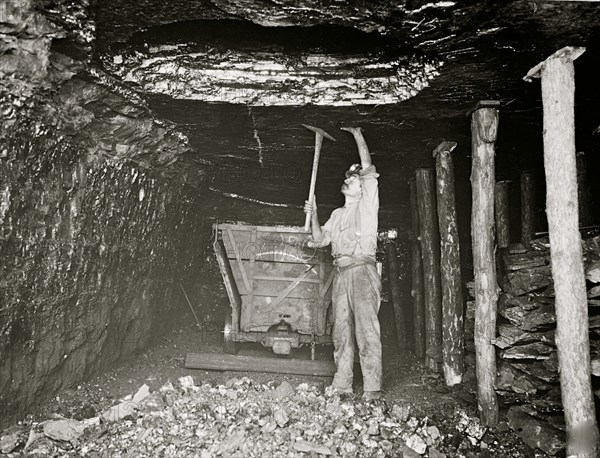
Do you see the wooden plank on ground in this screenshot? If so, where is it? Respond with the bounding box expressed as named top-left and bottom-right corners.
top-left (185, 353), bottom-right (336, 377)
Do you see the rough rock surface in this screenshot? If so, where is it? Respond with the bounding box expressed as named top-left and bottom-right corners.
top-left (0, 319), bottom-right (543, 457)
top-left (0, 0), bottom-right (209, 428)
top-left (93, 0), bottom-right (600, 117)
top-left (109, 45), bottom-right (441, 106)
top-left (3, 0), bottom-right (600, 438)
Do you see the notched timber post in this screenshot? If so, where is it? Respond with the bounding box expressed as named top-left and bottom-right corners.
top-left (410, 179), bottom-right (426, 359)
top-left (525, 46), bottom-right (599, 458)
top-left (385, 240), bottom-right (409, 349)
top-left (433, 141), bottom-right (464, 386)
top-left (494, 180), bottom-right (511, 288)
top-left (494, 180), bottom-right (511, 250)
top-left (520, 171), bottom-right (535, 250)
top-left (415, 168), bottom-right (443, 371)
top-left (468, 99), bottom-right (500, 426)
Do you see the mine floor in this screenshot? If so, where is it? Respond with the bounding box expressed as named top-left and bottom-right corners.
top-left (0, 311), bottom-right (551, 457)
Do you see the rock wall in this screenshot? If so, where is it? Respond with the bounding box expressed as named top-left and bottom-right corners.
top-left (0, 0), bottom-right (209, 427)
top-left (492, 235), bottom-right (600, 455)
top-left (464, 234), bottom-right (600, 456)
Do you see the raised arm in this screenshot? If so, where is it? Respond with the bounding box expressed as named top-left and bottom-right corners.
top-left (341, 126), bottom-right (372, 168)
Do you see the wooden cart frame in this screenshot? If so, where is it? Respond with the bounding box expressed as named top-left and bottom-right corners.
top-left (213, 222), bottom-right (335, 358)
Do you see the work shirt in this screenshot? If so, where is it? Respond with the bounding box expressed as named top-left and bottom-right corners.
top-left (316, 165), bottom-right (379, 259)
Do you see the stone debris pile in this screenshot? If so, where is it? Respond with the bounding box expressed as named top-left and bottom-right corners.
top-left (0, 376), bottom-right (453, 457)
top-left (0, 374), bottom-right (541, 457)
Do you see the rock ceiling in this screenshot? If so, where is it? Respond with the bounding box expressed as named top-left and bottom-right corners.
top-left (89, 0), bottom-right (600, 119)
top-left (10, 0), bottom-right (595, 226)
top-left (57, 0), bottom-right (598, 227)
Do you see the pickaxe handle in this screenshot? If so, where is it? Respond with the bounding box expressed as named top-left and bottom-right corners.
top-left (304, 133), bottom-right (324, 231)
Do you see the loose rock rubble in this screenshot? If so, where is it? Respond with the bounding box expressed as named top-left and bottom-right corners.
top-left (0, 374), bottom-right (542, 457)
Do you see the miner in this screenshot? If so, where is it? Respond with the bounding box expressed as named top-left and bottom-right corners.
top-left (303, 126), bottom-right (382, 400)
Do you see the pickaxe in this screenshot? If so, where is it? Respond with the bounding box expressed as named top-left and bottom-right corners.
top-left (301, 124), bottom-right (336, 231)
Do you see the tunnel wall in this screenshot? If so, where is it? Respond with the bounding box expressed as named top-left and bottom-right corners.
top-left (0, 1), bottom-right (209, 428)
top-left (0, 112), bottom-right (208, 428)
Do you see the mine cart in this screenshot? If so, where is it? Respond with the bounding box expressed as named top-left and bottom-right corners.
top-left (213, 222), bottom-right (335, 358)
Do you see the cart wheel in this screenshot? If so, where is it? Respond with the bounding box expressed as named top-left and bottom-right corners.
top-left (223, 314), bottom-right (237, 355)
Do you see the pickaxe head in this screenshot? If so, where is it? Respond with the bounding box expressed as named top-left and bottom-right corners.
top-left (301, 124), bottom-right (337, 142)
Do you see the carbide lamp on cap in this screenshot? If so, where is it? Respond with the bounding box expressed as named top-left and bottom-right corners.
top-left (345, 163), bottom-right (362, 178)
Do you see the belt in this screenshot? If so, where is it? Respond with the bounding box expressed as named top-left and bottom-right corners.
top-left (333, 254), bottom-right (376, 271)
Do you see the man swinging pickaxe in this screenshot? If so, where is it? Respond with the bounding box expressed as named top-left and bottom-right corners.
top-left (302, 125), bottom-right (384, 400)
top-left (301, 124), bottom-right (337, 231)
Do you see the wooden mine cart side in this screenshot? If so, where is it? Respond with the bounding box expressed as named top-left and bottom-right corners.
top-left (213, 223), bottom-right (334, 357)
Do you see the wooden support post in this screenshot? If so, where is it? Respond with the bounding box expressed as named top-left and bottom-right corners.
top-left (494, 180), bottom-right (511, 249)
top-left (469, 100), bottom-right (500, 426)
top-left (525, 46), bottom-right (599, 458)
top-left (410, 180), bottom-right (426, 359)
top-left (520, 171), bottom-right (535, 249)
top-left (576, 151), bottom-right (592, 227)
top-left (385, 241), bottom-right (409, 349)
top-left (433, 141), bottom-right (464, 386)
top-left (415, 168), bottom-right (442, 371)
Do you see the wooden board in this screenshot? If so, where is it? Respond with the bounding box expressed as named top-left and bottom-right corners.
top-left (185, 352), bottom-right (336, 377)
top-left (219, 223), bottom-right (328, 264)
top-left (231, 260), bottom-right (334, 297)
top-left (213, 239), bottom-right (242, 331)
top-left (216, 223), bottom-right (334, 338)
